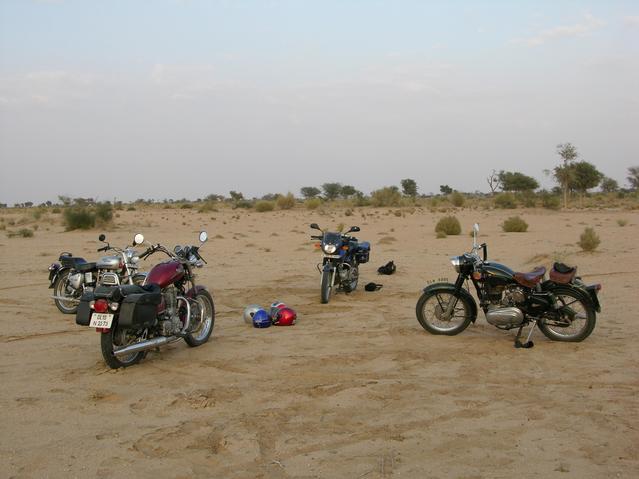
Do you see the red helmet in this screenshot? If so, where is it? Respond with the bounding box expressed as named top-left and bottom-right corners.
top-left (273, 307), bottom-right (297, 326)
top-left (270, 301), bottom-right (286, 319)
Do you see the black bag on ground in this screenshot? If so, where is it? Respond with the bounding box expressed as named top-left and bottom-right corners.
top-left (377, 260), bottom-right (396, 275)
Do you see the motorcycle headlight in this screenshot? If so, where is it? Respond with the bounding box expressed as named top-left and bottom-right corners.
top-left (323, 244), bottom-right (337, 254)
top-left (450, 256), bottom-right (462, 273)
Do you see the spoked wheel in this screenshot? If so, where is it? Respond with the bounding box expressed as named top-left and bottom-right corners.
top-left (416, 290), bottom-right (473, 335)
top-left (320, 270), bottom-right (333, 304)
top-left (100, 325), bottom-right (146, 369)
top-left (539, 288), bottom-right (596, 342)
top-left (184, 290), bottom-right (215, 347)
top-left (345, 266), bottom-right (359, 293)
top-left (53, 270), bottom-right (79, 314)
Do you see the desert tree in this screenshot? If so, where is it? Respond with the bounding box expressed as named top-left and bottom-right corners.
top-left (340, 185), bottom-right (357, 198)
top-left (322, 182), bottom-right (342, 201)
top-left (600, 177), bottom-right (619, 193)
top-left (300, 186), bottom-right (321, 199)
top-left (555, 143), bottom-right (579, 208)
top-left (572, 161), bottom-right (603, 206)
top-left (486, 170), bottom-right (501, 195)
top-left (628, 166), bottom-right (639, 190)
top-left (498, 171), bottom-right (539, 192)
top-left (400, 178), bottom-right (418, 197)
top-left (439, 184), bottom-right (453, 195)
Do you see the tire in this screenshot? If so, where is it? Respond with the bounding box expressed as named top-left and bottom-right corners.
top-left (100, 324), bottom-right (146, 369)
top-left (184, 290), bottom-right (215, 347)
top-left (416, 289), bottom-right (473, 335)
top-left (53, 270), bottom-right (79, 314)
top-left (538, 288), bottom-right (596, 342)
top-left (346, 265), bottom-right (359, 293)
top-left (320, 270), bottom-right (333, 304)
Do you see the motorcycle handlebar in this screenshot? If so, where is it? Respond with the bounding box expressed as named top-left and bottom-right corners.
top-left (97, 246), bottom-right (108, 252)
top-left (481, 243), bottom-right (488, 261)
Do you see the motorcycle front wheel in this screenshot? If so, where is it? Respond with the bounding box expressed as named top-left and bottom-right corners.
top-left (538, 288), bottom-right (596, 342)
top-left (416, 289), bottom-right (473, 335)
top-left (184, 290), bottom-right (215, 347)
top-left (100, 325), bottom-right (146, 369)
top-left (53, 270), bottom-right (78, 314)
top-left (320, 270), bottom-right (333, 304)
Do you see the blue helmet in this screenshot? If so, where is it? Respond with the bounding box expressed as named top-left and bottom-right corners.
top-left (252, 309), bottom-right (272, 328)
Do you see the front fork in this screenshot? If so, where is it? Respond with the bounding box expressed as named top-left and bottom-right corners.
top-left (442, 274), bottom-right (466, 319)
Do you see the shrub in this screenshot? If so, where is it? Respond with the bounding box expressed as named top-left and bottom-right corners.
top-left (255, 201), bottom-right (275, 212)
top-left (127, 205), bottom-right (136, 211)
top-left (502, 216), bottom-right (528, 232)
top-left (450, 191), bottom-right (465, 207)
top-left (305, 198), bottom-right (322, 210)
top-left (233, 199), bottom-right (253, 209)
top-left (436, 230), bottom-right (447, 239)
top-left (180, 203), bottom-right (193, 209)
top-left (617, 219), bottom-right (628, 227)
top-left (51, 207), bottom-right (61, 214)
top-left (370, 187), bottom-right (402, 207)
top-left (7, 228), bottom-right (34, 238)
top-left (519, 192), bottom-right (536, 208)
top-left (578, 227), bottom-right (600, 252)
top-left (277, 193), bottom-right (296, 210)
top-left (197, 202), bottom-right (218, 213)
top-left (63, 207), bottom-right (95, 230)
top-left (435, 216), bottom-right (461, 236)
top-left (95, 202), bottom-right (113, 225)
top-left (494, 193), bottom-right (517, 209)
top-left (541, 192), bottom-right (561, 210)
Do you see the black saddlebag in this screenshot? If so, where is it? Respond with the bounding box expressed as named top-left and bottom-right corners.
top-left (355, 242), bottom-right (371, 264)
top-left (75, 291), bottom-right (95, 326)
top-left (117, 291), bottom-right (162, 329)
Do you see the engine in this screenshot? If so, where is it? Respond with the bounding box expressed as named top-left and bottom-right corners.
top-left (158, 285), bottom-right (183, 336)
top-left (485, 285), bottom-right (526, 328)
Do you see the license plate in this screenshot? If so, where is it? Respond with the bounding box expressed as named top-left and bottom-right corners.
top-left (90, 313), bottom-right (114, 328)
top-left (324, 254), bottom-right (341, 259)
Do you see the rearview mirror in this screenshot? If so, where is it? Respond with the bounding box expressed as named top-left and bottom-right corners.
top-left (199, 231), bottom-right (208, 243)
top-left (348, 226), bottom-right (360, 233)
top-left (310, 223), bottom-right (320, 230)
top-left (473, 223), bottom-right (479, 233)
top-left (98, 234), bottom-right (106, 242)
top-left (133, 233), bottom-right (144, 245)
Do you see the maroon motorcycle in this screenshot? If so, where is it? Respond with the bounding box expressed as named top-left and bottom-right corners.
top-left (76, 232), bottom-right (214, 368)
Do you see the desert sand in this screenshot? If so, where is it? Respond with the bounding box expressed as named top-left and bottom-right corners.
top-left (1, 206), bottom-right (638, 478)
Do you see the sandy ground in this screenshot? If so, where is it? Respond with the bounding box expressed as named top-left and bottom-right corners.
top-left (1, 206), bottom-right (638, 478)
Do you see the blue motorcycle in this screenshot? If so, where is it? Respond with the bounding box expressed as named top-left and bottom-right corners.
top-left (310, 223), bottom-right (371, 304)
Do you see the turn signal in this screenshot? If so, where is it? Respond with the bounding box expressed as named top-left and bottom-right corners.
top-left (314, 243), bottom-right (321, 249)
top-left (472, 272), bottom-right (482, 280)
top-left (94, 299), bottom-right (108, 313)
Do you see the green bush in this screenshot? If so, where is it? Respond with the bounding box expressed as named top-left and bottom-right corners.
top-left (127, 205), bottom-right (136, 211)
top-left (494, 193), bottom-right (517, 209)
top-left (255, 201), bottom-right (275, 212)
top-left (578, 227), bottom-right (600, 252)
top-left (51, 207), bottom-right (62, 214)
top-left (449, 191), bottom-right (465, 207)
top-left (371, 187), bottom-right (402, 207)
top-left (7, 228), bottom-right (34, 238)
top-left (305, 198), bottom-right (322, 210)
top-left (502, 216), bottom-right (528, 232)
top-left (519, 192), bottom-right (536, 208)
top-left (541, 192), bottom-right (561, 210)
top-left (233, 199), bottom-right (253, 209)
top-left (179, 203), bottom-right (193, 209)
top-left (63, 207), bottom-right (95, 230)
top-left (617, 219), bottom-right (628, 227)
top-left (95, 202), bottom-right (113, 224)
top-left (197, 202), bottom-right (218, 213)
top-left (277, 193), bottom-right (296, 210)
top-left (435, 216), bottom-right (461, 236)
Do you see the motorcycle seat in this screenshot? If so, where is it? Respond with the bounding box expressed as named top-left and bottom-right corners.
top-left (75, 262), bottom-right (97, 273)
top-left (94, 284), bottom-right (161, 301)
top-left (549, 262), bottom-right (577, 284)
top-left (513, 266), bottom-right (546, 288)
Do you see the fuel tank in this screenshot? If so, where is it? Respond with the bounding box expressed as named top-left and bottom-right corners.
top-left (481, 261), bottom-right (516, 288)
top-left (145, 260), bottom-right (185, 288)
top-left (97, 255), bottom-right (121, 270)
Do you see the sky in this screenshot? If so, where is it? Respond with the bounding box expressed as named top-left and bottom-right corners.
top-left (0, 0), bottom-right (638, 204)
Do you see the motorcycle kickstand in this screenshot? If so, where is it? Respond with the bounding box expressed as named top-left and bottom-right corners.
top-left (514, 320), bottom-right (536, 349)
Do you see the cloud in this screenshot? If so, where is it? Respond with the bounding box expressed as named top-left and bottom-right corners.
top-left (624, 15), bottom-right (639, 28)
top-left (515, 13), bottom-right (606, 47)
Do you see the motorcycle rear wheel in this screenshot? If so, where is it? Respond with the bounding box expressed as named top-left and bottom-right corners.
top-left (416, 290), bottom-right (473, 335)
top-left (53, 270), bottom-right (78, 314)
top-left (100, 325), bottom-right (146, 369)
top-left (539, 289), bottom-right (596, 342)
top-left (320, 270), bottom-right (332, 304)
top-left (184, 290), bottom-right (215, 347)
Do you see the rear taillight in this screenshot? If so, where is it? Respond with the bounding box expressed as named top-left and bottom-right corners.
top-left (94, 299), bottom-right (108, 313)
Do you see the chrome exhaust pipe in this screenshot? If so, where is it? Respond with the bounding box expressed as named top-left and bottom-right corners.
top-left (51, 295), bottom-right (80, 303)
top-left (113, 336), bottom-right (179, 357)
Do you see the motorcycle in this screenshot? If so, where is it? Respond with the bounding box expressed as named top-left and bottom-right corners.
top-left (415, 223), bottom-right (601, 348)
top-left (75, 232), bottom-right (214, 369)
top-left (310, 223), bottom-right (370, 304)
top-left (48, 234), bottom-right (146, 314)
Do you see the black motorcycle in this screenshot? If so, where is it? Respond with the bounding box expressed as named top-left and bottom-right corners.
top-left (310, 223), bottom-right (370, 304)
top-left (416, 223), bottom-right (601, 348)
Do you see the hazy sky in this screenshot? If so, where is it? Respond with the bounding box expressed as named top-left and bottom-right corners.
top-left (1, 0), bottom-right (638, 204)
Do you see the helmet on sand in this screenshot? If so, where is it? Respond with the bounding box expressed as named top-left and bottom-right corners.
top-left (273, 307), bottom-right (297, 326)
top-left (252, 309), bottom-right (272, 328)
top-left (269, 301), bottom-right (287, 319)
top-left (243, 304), bottom-right (263, 325)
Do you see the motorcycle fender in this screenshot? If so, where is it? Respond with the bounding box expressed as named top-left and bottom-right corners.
top-left (322, 263), bottom-right (336, 274)
top-left (543, 282), bottom-right (599, 313)
top-left (422, 282), bottom-right (478, 322)
top-left (48, 264), bottom-right (63, 288)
